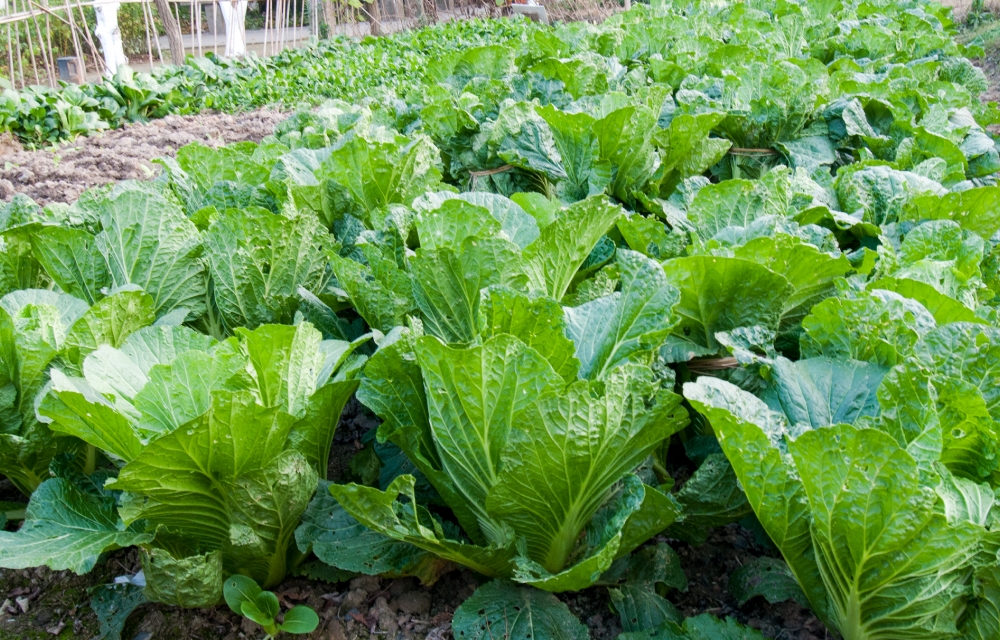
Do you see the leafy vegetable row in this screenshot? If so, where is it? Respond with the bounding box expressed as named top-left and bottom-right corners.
top-left (2, 0), bottom-right (1000, 638)
top-left (0, 17), bottom-right (536, 148)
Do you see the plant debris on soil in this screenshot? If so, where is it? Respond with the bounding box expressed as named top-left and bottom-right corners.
top-left (0, 109), bottom-right (287, 207)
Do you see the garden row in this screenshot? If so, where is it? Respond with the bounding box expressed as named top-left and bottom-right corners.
top-left (3, 0), bottom-right (1000, 638)
top-left (0, 17), bottom-right (536, 148)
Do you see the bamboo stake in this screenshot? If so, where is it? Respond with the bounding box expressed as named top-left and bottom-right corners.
top-left (196, 0), bottom-right (202, 57)
top-left (140, 0), bottom-right (155, 67)
top-left (44, 3), bottom-right (55, 85)
top-left (13, 17), bottom-right (24, 86)
top-left (22, 2), bottom-right (40, 84)
top-left (146, 0), bottom-right (164, 63)
top-left (212, 1), bottom-right (217, 57)
top-left (56, 0), bottom-right (86, 76)
top-left (5, 25), bottom-right (14, 85)
top-left (74, 0), bottom-right (107, 75)
top-left (28, 4), bottom-right (54, 85)
top-left (262, 0), bottom-right (269, 55)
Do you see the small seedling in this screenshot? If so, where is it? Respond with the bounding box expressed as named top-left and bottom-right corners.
top-left (224, 575), bottom-right (319, 639)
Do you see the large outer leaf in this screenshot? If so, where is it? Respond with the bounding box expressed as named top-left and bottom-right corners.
top-left (1, 290), bottom-right (87, 413)
top-left (0, 224), bottom-right (48, 299)
top-left (801, 289), bottom-right (936, 367)
top-left (29, 226), bottom-right (111, 305)
top-left (41, 369), bottom-right (144, 463)
top-left (415, 199), bottom-right (502, 251)
top-left (521, 195), bottom-right (622, 301)
top-left (328, 250), bottom-right (416, 333)
top-left (109, 391), bottom-right (315, 587)
top-left (668, 453), bottom-right (751, 542)
top-left (685, 179), bottom-right (786, 240)
top-left (204, 207), bottom-right (328, 330)
top-left (119, 325), bottom-right (218, 376)
top-left (789, 425), bottom-right (981, 640)
top-left (452, 580), bottom-right (588, 640)
top-left (329, 475), bottom-right (516, 578)
top-left (536, 105), bottom-right (603, 203)
top-left (295, 480), bottom-right (445, 583)
top-left (415, 334), bottom-right (562, 545)
top-left (661, 257), bottom-right (792, 361)
top-left (319, 134), bottom-right (442, 224)
top-left (652, 112), bottom-right (730, 197)
top-left (564, 250), bottom-right (680, 380)
top-left (0, 289), bottom-right (148, 494)
top-left (358, 329), bottom-right (434, 471)
top-left (479, 287), bottom-right (580, 383)
top-left (94, 189), bottom-right (207, 318)
top-left (238, 323), bottom-right (324, 417)
top-left (912, 323), bottom-right (1000, 418)
top-left (415, 192), bottom-right (540, 249)
top-left (0, 478), bottom-right (152, 573)
top-left (141, 548), bottom-right (224, 608)
top-left (286, 381), bottom-right (359, 479)
top-left (489, 102), bottom-right (567, 182)
top-left (902, 186), bottom-right (1000, 239)
top-left (760, 357), bottom-right (887, 429)
top-left (592, 106), bottom-right (658, 203)
top-left (487, 365), bottom-right (687, 574)
top-left (411, 236), bottom-right (528, 344)
top-left (61, 289), bottom-right (156, 373)
top-left (687, 377), bottom-right (987, 639)
top-left (683, 378), bottom-right (829, 623)
top-left (732, 236), bottom-right (851, 350)
top-left (870, 278), bottom-right (984, 326)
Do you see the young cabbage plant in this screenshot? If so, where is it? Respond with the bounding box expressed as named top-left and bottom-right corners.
top-left (0, 287), bottom-right (157, 496)
top-left (323, 237), bottom-right (689, 591)
top-left (684, 339), bottom-right (1000, 640)
top-left (0, 321), bottom-right (366, 607)
top-left (224, 575), bottom-right (319, 639)
top-left (329, 192), bottom-right (625, 340)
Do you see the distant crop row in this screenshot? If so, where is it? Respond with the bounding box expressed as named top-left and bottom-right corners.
top-left (2, 1), bottom-right (1000, 639)
top-left (0, 18), bottom-right (535, 148)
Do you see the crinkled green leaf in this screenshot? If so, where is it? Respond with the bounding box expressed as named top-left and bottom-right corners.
top-left (729, 557), bottom-right (808, 608)
top-left (295, 480), bottom-right (443, 582)
top-left (29, 226), bottom-right (110, 305)
top-left (0, 478), bottom-right (152, 573)
top-left (521, 195), bottom-right (623, 301)
top-left (204, 207), bottom-right (328, 330)
top-left (661, 257), bottom-right (792, 361)
top-left (417, 334), bottom-right (562, 544)
top-left (760, 357), bottom-right (887, 429)
top-left (141, 548), bottom-right (224, 608)
top-left (488, 366), bottom-right (687, 574)
top-left (452, 580), bottom-right (589, 640)
top-left (94, 188), bottom-right (207, 318)
top-left (564, 250), bottom-right (680, 380)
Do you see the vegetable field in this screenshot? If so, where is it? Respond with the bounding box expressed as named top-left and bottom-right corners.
top-left (2, 0), bottom-right (1000, 639)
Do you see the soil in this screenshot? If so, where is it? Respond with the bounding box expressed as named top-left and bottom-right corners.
top-left (0, 109), bottom-right (287, 207)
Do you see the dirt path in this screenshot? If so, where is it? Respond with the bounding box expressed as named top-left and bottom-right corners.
top-left (0, 109), bottom-right (287, 207)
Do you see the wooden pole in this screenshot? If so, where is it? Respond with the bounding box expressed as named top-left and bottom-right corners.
top-left (154, 0), bottom-right (185, 63)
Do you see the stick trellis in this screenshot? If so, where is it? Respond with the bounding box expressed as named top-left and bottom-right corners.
top-left (1, 0), bottom-right (498, 89)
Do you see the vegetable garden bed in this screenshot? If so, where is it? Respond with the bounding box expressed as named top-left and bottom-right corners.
top-left (3, 1), bottom-right (1000, 639)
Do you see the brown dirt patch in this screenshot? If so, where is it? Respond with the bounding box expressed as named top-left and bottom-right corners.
top-left (0, 109), bottom-right (287, 207)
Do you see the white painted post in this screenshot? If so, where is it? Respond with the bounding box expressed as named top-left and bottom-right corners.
top-left (219, 0), bottom-right (248, 58)
top-left (94, 1), bottom-right (129, 75)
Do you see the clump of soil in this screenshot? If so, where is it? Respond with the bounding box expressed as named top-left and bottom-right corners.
top-left (0, 109), bottom-right (287, 207)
